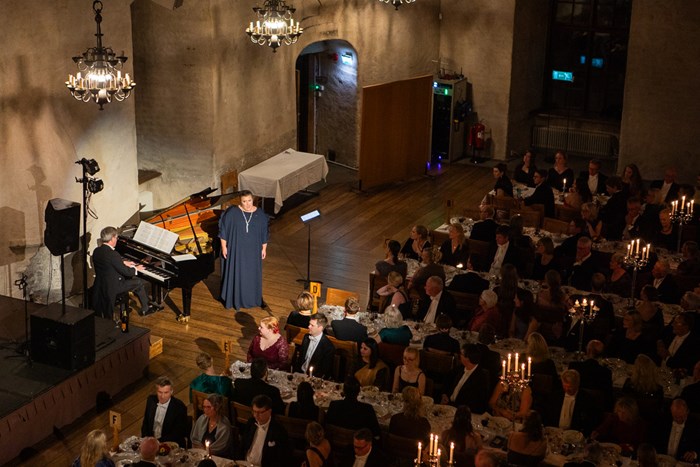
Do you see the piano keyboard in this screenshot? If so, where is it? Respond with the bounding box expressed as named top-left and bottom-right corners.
top-left (138, 265), bottom-right (172, 283)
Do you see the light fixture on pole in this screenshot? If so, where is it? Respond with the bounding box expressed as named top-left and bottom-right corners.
top-left (379, 0), bottom-right (416, 10)
top-left (245, 0), bottom-right (303, 52)
top-left (75, 158), bottom-right (104, 308)
top-left (66, 0), bottom-right (135, 110)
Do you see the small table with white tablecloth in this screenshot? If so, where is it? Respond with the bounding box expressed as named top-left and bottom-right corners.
top-left (238, 148), bottom-right (329, 214)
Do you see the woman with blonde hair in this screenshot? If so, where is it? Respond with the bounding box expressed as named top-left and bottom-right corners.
top-left (525, 332), bottom-right (558, 379)
top-left (389, 386), bottom-right (431, 442)
top-left (392, 347), bottom-right (426, 395)
top-left (246, 316), bottom-right (289, 370)
top-left (401, 225), bottom-right (431, 261)
top-left (592, 397), bottom-right (646, 449)
top-left (607, 310), bottom-right (657, 364)
top-left (287, 290), bottom-right (314, 328)
top-left (376, 271), bottom-right (410, 314)
top-left (189, 351), bottom-right (233, 401)
top-left (528, 270), bottom-right (568, 343)
top-left (303, 421), bottom-right (331, 467)
top-left (622, 354), bottom-right (663, 420)
top-left (606, 253), bottom-right (632, 298)
top-left (439, 223), bottom-right (469, 267)
top-left (72, 430), bottom-right (114, 467)
top-left (581, 202), bottom-right (603, 241)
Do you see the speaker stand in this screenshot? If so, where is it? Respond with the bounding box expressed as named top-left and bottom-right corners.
top-left (60, 253), bottom-right (67, 315)
top-left (5, 274), bottom-right (32, 366)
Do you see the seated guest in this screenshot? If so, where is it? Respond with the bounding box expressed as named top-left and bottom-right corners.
top-left (191, 394), bottom-right (233, 457)
top-left (347, 428), bottom-right (388, 467)
top-left (375, 239), bottom-right (408, 278)
top-left (580, 158), bottom-right (608, 195)
top-left (331, 297), bottom-right (368, 343)
top-left (621, 196), bottom-right (644, 240)
top-left (532, 237), bottom-right (557, 281)
top-left (494, 264), bottom-right (523, 336)
top-left (547, 150), bottom-right (574, 192)
top-left (392, 347), bottom-right (426, 396)
top-left (354, 338), bottom-right (390, 389)
top-left (606, 253), bottom-right (632, 298)
top-left (233, 358), bottom-right (285, 414)
top-left (639, 187), bottom-right (664, 241)
top-left (439, 223), bottom-right (470, 267)
top-left (658, 312), bottom-right (700, 374)
top-left (638, 285), bottom-right (665, 341)
top-left (511, 288), bottom-right (535, 340)
top-left (293, 313), bottom-right (335, 379)
top-left (601, 177), bottom-right (631, 239)
top-left (401, 224), bottom-right (431, 261)
top-left (680, 360), bottom-right (700, 413)
top-left (442, 343), bottom-right (490, 414)
top-left (417, 276), bottom-right (457, 325)
top-left (287, 381), bottom-right (319, 421)
top-left (526, 332), bottom-right (559, 380)
top-left (408, 249), bottom-right (445, 295)
top-left (304, 422), bottom-right (332, 467)
top-left (567, 236), bottom-right (602, 291)
top-left (523, 169), bottom-right (555, 218)
top-left (141, 376), bottom-right (189, 447)
top-left (378, 304), bottom-right (412, 345)
top-left (489, 372), bottom-right (533, 421)
top-left (555, 218), bottom-right (589, 261)
top-left (650, 166), bottom-right (680, 204)
top-left (509, 215), bottom-right (534, 250)
top-left (621, 163), bottom-right (644, 198)
top-left (678, 241), bottom-right (700, 275)
top-left (564, 176), bottom-right (593, 211)
top-left (448, 270), bottom-right (490, 294)
top-left (487, 225), bottom-right (520, 276)
top-left (581, 202), bottom-right (604, 242)
top-left (423, 314), bottom-right (460, 354)
top-left (507, 411), bottom-right (547, 467)
top-left (190, 352), bottom-right (234, 401)
top-left (607, 311), bottom-right (657, 364)
top-left (527, 271), bottom-right (568, 343)
top-left (326, 377), bottom-right (381, 437)
top-left (493, 163), bottom-right (514, 197)
top-left (286, 290), bottom-right (314, 328)
top-left (569, 340), bottom-right (613, 407)
top-left (591, 397), bottom-right (647, 451)
top-left (545, 370), bottom-right (602, 436)
top-left (476, 324), bottom-right (504, 392)
top-left (72, 430), bottom-right (115, 467)
top-left (622, 354), bottom-right (663, 421)
top-left (514, 150), bottom-right (537, 187)
top-left (240, 394), bottom-right (291, 467)
top-left (475, 449), bottom-right (504, 467)
top-left (655, 208), bottom-right (679, 251)
top-left (582, 273), bottom-right (617, 343)
top-left (654, 399), bottom-right (699, 463)
top-left (133, 437), bottom-right (158, 467)
top-left (649, 259), bottom-right (680, 304)
top-left (389, 386), bottom-right (431, 443)
top-left (247, 316), bottom-right (289, 370)
top-left (470, 206), bottom-right (499, 242)
top-left (377, 271), bottom-right (410, 316)
top-left (468, 289), bottom-right (500, 333)
top-left (441, 406), bottom-right (483, 460)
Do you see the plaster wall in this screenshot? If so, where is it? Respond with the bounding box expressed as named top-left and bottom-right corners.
top-left (0, 0), bottom-right (138, 297)
top-left (619, 0), bottom-right (700, 182)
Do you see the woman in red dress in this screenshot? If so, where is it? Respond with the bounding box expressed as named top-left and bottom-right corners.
top-left (246, 316), bottom-right (289, 370)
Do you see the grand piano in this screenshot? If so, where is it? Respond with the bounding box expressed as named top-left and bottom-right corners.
top-left (116, 187), bottom-right (234, 321)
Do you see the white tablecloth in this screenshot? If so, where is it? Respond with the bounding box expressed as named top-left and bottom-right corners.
top-left (238, 148), bottom-right (329, 213)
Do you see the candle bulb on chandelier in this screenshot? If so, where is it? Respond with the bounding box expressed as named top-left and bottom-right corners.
top-left (502, 360), bottom-right (506, 378)
top-left (450, 442), bottom-right (454, 463)
top-left (528, 356), bottom-right (532, 378)
top-left (514, 352), bottom-right (519, 370)
top-left (507, 353), bottom-right (511, 372)
top-left (417, 442), bottom-right (422, 461)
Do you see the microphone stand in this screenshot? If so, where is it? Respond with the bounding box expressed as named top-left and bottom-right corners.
top-left (13, 273), bottom-right (32, 366)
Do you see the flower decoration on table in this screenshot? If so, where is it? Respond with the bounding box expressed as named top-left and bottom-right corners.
top-left (623, 238), bottom-right (650, 309)
top-left (157, 442), bottom-right (175, 456)
top-left (569, 298), bottom-right (599, 358)
top-left (670, 195), bottom-right (694, 252)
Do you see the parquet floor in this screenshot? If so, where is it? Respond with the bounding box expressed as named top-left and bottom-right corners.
top-left (12, 163), bottom-right (493, 467)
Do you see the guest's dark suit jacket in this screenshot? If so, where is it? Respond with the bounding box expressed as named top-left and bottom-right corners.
top-left (417, 290), bottom-right (457, 324)
top-left (680, 381), bottom-right (700, 413)
top-left (293, 333), bottom-right (335, 379)
top-left (448, 272), bottom-right (490, 294)
top-left (652, 275), bottom-right (681, 304)
top-left (239, 417), bottom-right (291, 467)
top-left (650, 180), bottom-right (680, 204)
top-left (326, 398), bottom-right (381, 437)
top-left (140, 395), bottom-right (189, 447)
top-left (654, 415), bottom-right (700, 459)
top-left (486, 242), bottom-right (521, 274)
top-left (470, 219), bottom-right (499, 242)
top-left (131, 461), bottom-right (158, 467)
top-left (638, 203), bottom-right (664, 242)
top-left (601, 191), bottom-right (629, 240)
top-left (233, 377), bottom-right (285, 414)
top-left (555, 232), bottom-right (589, 262)
top-left (524, 182), bottom-right (555, 218)
top-left (579, 171), bottom-right (608, 195)
top-left (568, 359), bottom-right (613, 409)
top-left (92, 243), bottom-right (140, 318)
top-left (567, 253), bottom-right (603, 291)
top-left (331, 317), bottom-right (368, 343)
top-left (444, 366), bottom-right (490, 414)
top-left (663, 331), bottom-right (700, 373)
top-left (476, 342), bottom-right (503, 393)
top-left (423, 332), bottom-right (460, 354)
top-left (543, 389), bottom-right (601, 437)
top-left (339, 447), bottom-right (390, 467)
top-left (410, 263), bottom-right (446, 292)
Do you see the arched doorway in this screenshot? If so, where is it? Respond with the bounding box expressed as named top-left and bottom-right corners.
top-left (296, 40), bottom-right (359, 168)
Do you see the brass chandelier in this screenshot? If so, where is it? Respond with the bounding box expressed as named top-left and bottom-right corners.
top-left (379, 0), bottom-right (416, 10)
top-left (245, 0), bottom-right (304, 52)
top-left (66, 0), bottom-right (135, 110)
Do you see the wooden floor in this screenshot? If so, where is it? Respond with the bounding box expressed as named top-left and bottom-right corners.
top-left (13, 163), bottom-right (493, 467)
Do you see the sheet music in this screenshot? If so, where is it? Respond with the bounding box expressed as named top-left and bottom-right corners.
top-left (172, 253), bottom-right (197, 262)
top-left (133, 221), bottom-right (179, 254)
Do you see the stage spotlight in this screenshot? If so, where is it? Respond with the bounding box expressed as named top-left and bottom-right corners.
top-left (87, 178), bottom-right (104, 194)
top-left (76, 158), bottom-right (100, 176)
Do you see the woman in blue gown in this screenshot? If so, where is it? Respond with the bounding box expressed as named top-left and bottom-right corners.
top-left (219, 190), bottom-right (269, 310)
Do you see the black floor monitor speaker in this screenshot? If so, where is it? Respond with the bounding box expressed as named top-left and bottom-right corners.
top-left (31, 304), bottom-right (95, 371)
top-left (44, 198), bottom-right (80, 256)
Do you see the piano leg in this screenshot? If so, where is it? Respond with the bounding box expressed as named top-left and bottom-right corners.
top-left (182, 287), bottom-right (193, 317)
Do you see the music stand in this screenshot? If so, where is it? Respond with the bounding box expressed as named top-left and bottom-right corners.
top-left (296, 209), bottom-right (322, 289)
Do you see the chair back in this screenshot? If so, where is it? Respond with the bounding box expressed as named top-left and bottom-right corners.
top-left (326, 335), bottom-right (359, 382)
top-left (383, 432), bottom-right (423, 465)
top-left (231, 401), bottom-right (253, 428)
top-left (512, 208), bottom-right (541, 229)
top-left (378, 341), bottom-right (408, 372)
top-left (275, 414), bottom-right (311, 443)
top-left (191, 389), bottom-right (211, 420)
top-left (466, 239), bottom-right (491, 271)
top-left (555, 204), bottom-right (581, 222)
top-left (285, 323), bottom-right (309, 345)
top-left (368, 272), bottom-right (389, 312)
top-left (448, 290), bottom-right (480, 327)
top-left (420, 350), bottom-right (456, 399)
top-left (493, 195), bottom-right (518, 220)
top-left (542, 217), bottom-right (570, 235)
top-left (326, 287), bottom-right (360, 306)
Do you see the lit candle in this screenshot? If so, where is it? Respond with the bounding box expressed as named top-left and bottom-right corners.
top-left (582, 298), bottom-right (588, 307)
top-left (563, 178), bottom-right (567, 192)
top-left (642, 246), bottom-right (646, 260)
top-left (309, 366), bottom-right (313, 379)
top-left (429, 434), bottom-right (434, 456)
top-left (438, 448), bottom-right (441, 459)
top-left (418, 442), bottom-right (422, 461)
top-left (627, 243), bottom-right (631, 258)
top-left (502, 360), bottom-right (506, 378)
top-left (636, 239), bottom-right (640, 256)
top-left (507, 353), bottom-right (512, 372)
top-left (648, 243), bottom-right (652, 260)
top-left (205, 439), bottom-right (210, 456)
top-left (672, 201), bottom-right (677, 215)
top-left (528, 357), bottom-right (532, 378)
top-left (450, 442), bottom-right (454, 463)
top-left (521, 363), bottom-right (525, 379)
top-left (575, 299), bottom-right (580, 307)
top-left (682, 195), bottom-right (686, 212)
top-left (515, 353), bottom-right (519, 371)
top-left (691, 200), bottom-right (695, 215)
top-left (590, 300), bottom-right (595, 310)
top-left (435, 435), bottom-right (439, 455)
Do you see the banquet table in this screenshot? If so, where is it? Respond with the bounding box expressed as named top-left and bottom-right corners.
top-left (237, 148), bottom-right (328, 213)
top-left (111, 436), bottom-right (235, 466)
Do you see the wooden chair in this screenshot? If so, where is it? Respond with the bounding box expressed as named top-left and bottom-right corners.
top-left (466, 239), bottom-right (491, 271)
top-left (231, 401), bottom-right (253, 428)
top-left (542, 217), bottom-right (570, 234)
top-left (191, 389), bottom-right (211, 419)
top-left (367, 272), bottom-right (388, 312)
top-left (420, 350), bottom-right (456, 399)
top-left (284, 323), bottom-right (309, 345)
top-left (555, 204), bottom-right (581, 223)
top-left (325, 424), bottom-right (357, 467)
top-left (275, 413), bottom-right (311, 462)
top-left (493, 195), bottom-right (519, 221)
top-left (526, 203), bottom-right (546, 227)
top-left (326, 335), bottom-right (359, 382)
top-left (446, 290), bottom-right (479, 328)
top-left (326, 287), bottom-right (360, 306)
top-left (383, 432), bottom-right (423, 467)
top-left (511, 209), bottom-right (541, 229)
top-left (378, 341), bottom-right (408, 373)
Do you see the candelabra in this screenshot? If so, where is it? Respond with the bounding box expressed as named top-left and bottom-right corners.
top-left (670, 196), bottom-right (694, 253)
top-left (569, 298), bottom-right (599, 358)
top-left (498, 353), bottom-right (532, 430)
top-left (414, 434), bottom-right (455, 466)
top-left (623, 238), bottom-right (649, 309)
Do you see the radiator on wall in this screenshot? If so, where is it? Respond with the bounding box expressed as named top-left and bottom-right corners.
top-left (531, 126), bottom-right (618, 158)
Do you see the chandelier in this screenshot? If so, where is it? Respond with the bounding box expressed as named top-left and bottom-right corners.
top-left (245, 0), bottom-right (303, 52)
top-left (65, 0), bottom-right (135, 110)
top-left (379, 0), bottom-right (416, 10)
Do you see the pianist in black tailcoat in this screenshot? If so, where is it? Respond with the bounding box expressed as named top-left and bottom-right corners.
top-left (92, 226), bottom-right (152, 318)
